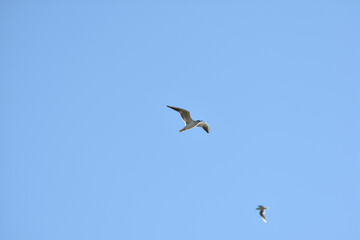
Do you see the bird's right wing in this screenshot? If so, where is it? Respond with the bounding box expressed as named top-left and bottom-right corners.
top-left (196, 122), bottom-right (210, 133)
top-left (167, 106), bottom-right (193, 124)
top-left (260, 210), bottom-right (267, 223)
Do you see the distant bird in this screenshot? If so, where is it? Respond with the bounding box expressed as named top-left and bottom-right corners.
top-left (167, 105), bottom-right (210, 133)
top-left (256, 205), bottom-right (268, 223)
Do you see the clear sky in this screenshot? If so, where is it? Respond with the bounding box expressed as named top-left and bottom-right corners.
top-left (1, 1), bottom-right (359, 240)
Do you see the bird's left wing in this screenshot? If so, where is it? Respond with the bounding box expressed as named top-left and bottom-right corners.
top-left (167, 105), bottom-right (193, 124)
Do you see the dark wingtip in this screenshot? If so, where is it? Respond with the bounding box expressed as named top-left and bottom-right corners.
top-left (167, 105), bottom-right (178, 111)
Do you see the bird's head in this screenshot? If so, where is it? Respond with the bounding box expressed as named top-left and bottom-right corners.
top-left (256, 205), bottom-right (268, 210)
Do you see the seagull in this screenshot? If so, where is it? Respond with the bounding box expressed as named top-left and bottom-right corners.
top-left (167, 105), bottom-right (210, 133)
top-left (256, 205), bottom-right (268, 223)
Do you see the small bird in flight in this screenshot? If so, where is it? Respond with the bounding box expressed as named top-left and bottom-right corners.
top-left (167, 105), bottom-right (210, 133)
top-left (256, 205), bottom-right (269, 223)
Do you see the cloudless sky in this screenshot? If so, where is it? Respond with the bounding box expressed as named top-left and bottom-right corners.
top-left (1, 1), bottom-right (359, 240)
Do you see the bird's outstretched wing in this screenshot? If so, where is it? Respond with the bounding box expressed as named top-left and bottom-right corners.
top-left (167, 106), bottom-right (193, 124)
top-left (259, 210), bottom-right (267, 223)
top-left (196, 122), bottom-right (210, 133)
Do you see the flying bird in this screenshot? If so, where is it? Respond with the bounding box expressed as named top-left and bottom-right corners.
top-left (256, 205), bottom-right (268, 223)
top-left (167, 105), bottom-right (210, 133)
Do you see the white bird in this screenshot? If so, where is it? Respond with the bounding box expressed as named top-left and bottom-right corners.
top-left (256, 205), bottom-right (268, 223)
top-left (167, 105), bottom-right (210, 133)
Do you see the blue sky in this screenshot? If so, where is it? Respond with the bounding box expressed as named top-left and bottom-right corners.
top-left (1, 1), bottom-right (359, 240)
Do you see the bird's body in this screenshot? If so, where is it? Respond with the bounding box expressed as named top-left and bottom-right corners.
top-left (179, 121), bottom-right (198, 132)
top-left (256, 205), bottom-right (268, 223)
top-left (167, 105), bottom-right (210, 133)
